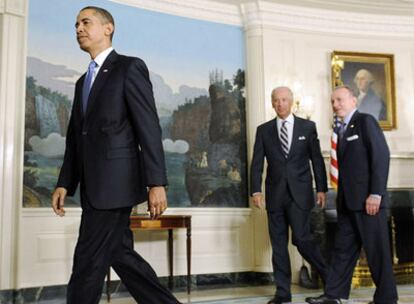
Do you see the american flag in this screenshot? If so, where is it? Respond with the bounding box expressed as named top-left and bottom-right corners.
top-left (330, 115), bottom-right (342, 190)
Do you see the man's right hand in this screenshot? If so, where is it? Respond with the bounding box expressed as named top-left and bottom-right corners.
top-left (251, 193), bottom-right (264, 209)
top-left (52, 187), bottom-right (67, 217)
top-left (148, 186), bottom-right (168, 219)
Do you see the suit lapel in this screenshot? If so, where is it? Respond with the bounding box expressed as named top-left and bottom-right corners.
top-left (339, 111), bottom-right (359, 157)
top-left (288, 116), bottom-right (300, 159)
top-left (84, 50), bottom-right (118, 120)
top-left (75, 75), bottom-right (85, 119)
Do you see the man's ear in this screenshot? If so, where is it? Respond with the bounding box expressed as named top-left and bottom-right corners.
top-left (352, 96), bottom-right (358, 106)
top-left (104, 23), bottom-right (114, 38)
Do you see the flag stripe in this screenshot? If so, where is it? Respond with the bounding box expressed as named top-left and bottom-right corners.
top-left (330, 115), bottom-right (341, 190)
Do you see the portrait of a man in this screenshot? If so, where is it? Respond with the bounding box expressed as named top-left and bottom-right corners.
top-left (331, 51), bottom-right (396, 130)
top-left (354, 69), bottom-right (387, 121)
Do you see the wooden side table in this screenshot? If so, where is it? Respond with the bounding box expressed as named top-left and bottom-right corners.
top-left (106, 215), bottom-right (192, 302)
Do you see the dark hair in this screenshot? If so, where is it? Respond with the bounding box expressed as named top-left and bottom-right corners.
top-left (81, 6), bottom-right (115, 41)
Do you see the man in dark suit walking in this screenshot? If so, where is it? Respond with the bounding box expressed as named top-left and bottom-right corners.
top-left (51, 6), bottom-right (181, 304)
top-left (251, 87), bottom-right (328, 304)
top-left (306, 86), bottom-right (398, 304)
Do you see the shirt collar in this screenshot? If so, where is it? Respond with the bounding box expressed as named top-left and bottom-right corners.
top-left (277, 113), bottom-right (294, 124)
top-left (358, 91), bottom-right (367, 99)
top-left (93, 47), bottom-right (113, 67)
top-left (343, 108), bottom-right (357, 126)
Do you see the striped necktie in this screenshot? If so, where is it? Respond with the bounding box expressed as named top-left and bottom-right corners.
top-left (280, 120), bottom-right (289, 158)
top-left (82, 60), bottom-right (97, 114)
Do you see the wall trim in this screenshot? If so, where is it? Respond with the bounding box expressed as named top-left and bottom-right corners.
top-left (241, 0), bottom-right (414, 38)
top-left (110, 0), bottom-right (242, 26)
top-left (322, 151), bottom-right (414, 159)
top-left (0, 271), bottom-right (274, 302)
top-left (21, 207), bottom-right (253, 216)
top-left (3, 0), bottom-right (26, 16)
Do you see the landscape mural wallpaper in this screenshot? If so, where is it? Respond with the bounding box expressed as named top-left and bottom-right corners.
top-left (23, 0), bottom-right (247, 208)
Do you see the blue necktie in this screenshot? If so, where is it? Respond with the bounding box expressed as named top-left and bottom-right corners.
top-left (82, 61), bottom-right (97, 114)
top-left (338, 122), bottom-right (346, 140)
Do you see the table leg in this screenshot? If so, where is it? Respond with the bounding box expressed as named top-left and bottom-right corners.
top-left (187, 225), bottom-right (191, 294)
top-left (106, 268), bottom-right (111, 302)
top-left (168, 229), bottom-right (173, 289)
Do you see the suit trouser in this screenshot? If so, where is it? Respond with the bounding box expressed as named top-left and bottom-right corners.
top-left (66, 204), bottom-right (181, 304)
top-left (267, 194), bottom-right (328, 299)
top-left (325, 208), bottom-right (398, 304)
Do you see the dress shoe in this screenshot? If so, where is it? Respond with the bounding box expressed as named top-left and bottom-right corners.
top-left (305, 294), bottom-right (342, 304)
top-left (267, 296), bottom-right (291, 304)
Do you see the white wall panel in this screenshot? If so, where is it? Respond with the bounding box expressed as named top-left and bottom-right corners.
top-left (19, 208), bottom-right (254, 287)
top-left (0, 0), bottom-right (27, 289)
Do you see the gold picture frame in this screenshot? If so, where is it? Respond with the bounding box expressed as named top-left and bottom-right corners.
top-left (331, 51), bottom-right (396, 130)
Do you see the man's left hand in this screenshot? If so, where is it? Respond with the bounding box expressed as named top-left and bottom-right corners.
top-left (148, 186), bottom-right (168, 219)
top-left (365, 195), bottom-right (381, 215)
top-left (316, 192), bottom-right (326, 208)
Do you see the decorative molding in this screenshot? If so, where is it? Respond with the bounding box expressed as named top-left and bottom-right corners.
top-left (0, 11), bottom-right (27, 289)
top-left (110, 0), bottom-right (242, 26)
top-left (4, 0), bottom-right (26, 17)
top-left (166, 207), bottom-right (252, 216)
top-left (240, 16), bottom-right (272, 274)
top-left (0, 0), bottom-right (4, 14)
top-left (275, 0), bottom-right (414, 16)
top-left (243, 19), bottom-right (266, 147)
top-left (19, 207), bottom-right (254, 286)
top-left (322, 151), bottom-right (414, 159)
top-left (22, 207), bottom-right (253, 216)
top-left (252, 209), bottom-right (272, 272)
top-left (411, 49), bottom-right (414, 99)
top-left (241, 0), bottom-right (414, 38)
top-left (391, 153), bottom-right (414, 159)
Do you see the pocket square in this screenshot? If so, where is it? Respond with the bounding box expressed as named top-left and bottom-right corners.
top-left (346, 134), bottom-right (359, 141)
top-left (298, 136), bottom-right (306, 140)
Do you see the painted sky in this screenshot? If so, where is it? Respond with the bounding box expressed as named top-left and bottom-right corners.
top-left (28, 0), bottom-right (245, 92)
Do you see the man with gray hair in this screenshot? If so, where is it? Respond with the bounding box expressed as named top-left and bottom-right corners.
top-left (251, 86), bottom-right (328, 304)
top-left (306, 86), bottom-right (397, 304)
top-left (354, 69), bottom-right (387, 120)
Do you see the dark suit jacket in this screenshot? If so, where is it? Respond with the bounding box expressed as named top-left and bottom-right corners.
top-left (57, 50), bottom-right (167, 209)
top-left (337, 111), bottom-right (390, 211)
top-left (250, 116), bottom-right (327, 211)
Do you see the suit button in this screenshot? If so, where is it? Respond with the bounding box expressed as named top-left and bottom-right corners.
top-left (82, 131), bottom-right (88, 135)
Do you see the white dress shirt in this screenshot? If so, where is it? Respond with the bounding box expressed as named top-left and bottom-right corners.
top-left (90, 46), bottom-right (114, 85)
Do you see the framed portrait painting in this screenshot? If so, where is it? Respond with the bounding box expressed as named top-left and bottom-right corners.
top-left (331, 51), bottom-right (396, 130)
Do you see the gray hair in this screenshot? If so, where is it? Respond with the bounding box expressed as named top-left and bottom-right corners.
top-left (271, 86), bottom-right (294, 101)
top-left (333, 85), bottom-right (356, 97)
top-left (354, 69), bottom-right (374, 85)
